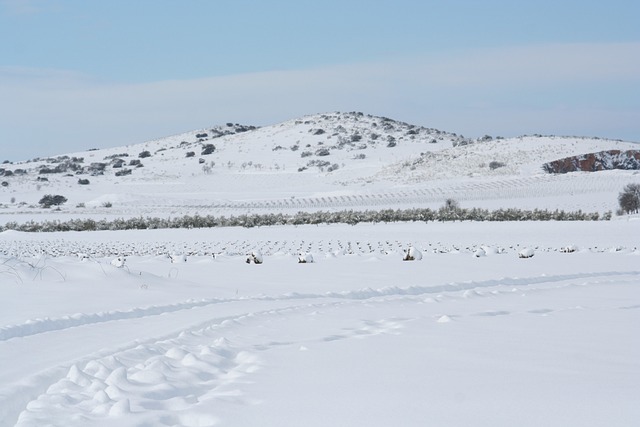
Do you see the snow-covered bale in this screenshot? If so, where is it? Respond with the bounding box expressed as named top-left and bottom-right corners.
top-left (170, 253), bottom-right (187, 263)
top-left (518, 248), bottom-right (535, 259)
top-left (298, 252), bottom-right (314, 263)
top-left (110, 256), bottom-right (126, 268)
top-left (473, 248), bottom-right (487, 258)
top-left (481, 245), bottom-right (503, 255)
top-left (402, 247), bottom-right (423, 261)
top-left (246, 251), bottom-right (264, 264)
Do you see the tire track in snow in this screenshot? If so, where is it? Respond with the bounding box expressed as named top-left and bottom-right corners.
top-left (4, 271), bottom-right (639, 426)
top-left (2, 270), bottom-right (637, 342)
top-left (7, 301), bottom-right (341, 427)
top-left (0, 297), bottom-right (229, 342)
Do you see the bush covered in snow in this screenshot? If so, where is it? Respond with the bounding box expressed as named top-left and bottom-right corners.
top-left (38, 194), bottom-right (67, 208)
top-left (518, 248), bottom-right (535, 258)
top-left (560, 245), bottom-right (578, 253)
top-left (169, 253), bottom-right (187, 263)
top-left (110, 256), bottom-right (126, 268)
top-left (201, 144), bottom-right (216, 155)
top-left (402, 247), bottom-right (422, 261)
top-left (298, 253), bottom-right (314, 263)
top-left (489, 161), bottom-right (506, 170)
top-left (246, 251), bottom-right (263, 264)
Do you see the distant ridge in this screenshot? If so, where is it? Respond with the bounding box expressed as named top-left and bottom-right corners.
top-left (1, 111), bottom-right (639, 217)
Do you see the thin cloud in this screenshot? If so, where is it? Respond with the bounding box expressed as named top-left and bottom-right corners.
top-left (0, 0), bottom-right (46, 15)
top-left (1, 42), bottom-right (638, 160)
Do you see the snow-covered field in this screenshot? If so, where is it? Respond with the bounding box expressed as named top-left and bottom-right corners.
top-left (1, 113), bottom-right (639, 426)
top-left (1, 220), bottom-right (639, 426)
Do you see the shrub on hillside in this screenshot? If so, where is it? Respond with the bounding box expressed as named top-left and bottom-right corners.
top-left (104, 153), bottom-right (129, 160)
top-left (39, 194), bottom-right (67, 208)
top-left (86, 162), bottom-right (107, 176)
top-left (138, 150), bottom-right (151, 158)
top-left (111, 159), bottom-right (125, 168)
top-left (201, 144), bottom-right (216, 155)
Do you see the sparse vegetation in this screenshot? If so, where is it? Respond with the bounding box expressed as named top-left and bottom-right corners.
top-left (111, 159), bottom-right (126, 168)
top-left (201, 144), bottom-right (216, 155)
top-left (38, 194), bottom-right (67, 208)
top-left (104, 153), bottom-right (129, 160)
top-left (87, 162), bottom-right (107, 176)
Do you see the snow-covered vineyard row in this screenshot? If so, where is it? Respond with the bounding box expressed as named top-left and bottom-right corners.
top-left (1, 237), bottom-right (637, 260)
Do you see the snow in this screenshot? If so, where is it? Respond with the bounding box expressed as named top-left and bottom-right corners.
top-left (1, 112), bottom-right (639, 222)
top-left (1, 221), bottom-right (639, 426)
top-left (1, 112), bottom-right (639, 426)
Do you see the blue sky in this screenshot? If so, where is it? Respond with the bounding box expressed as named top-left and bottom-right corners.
top-left (1, 0), bottom-right (639, 161)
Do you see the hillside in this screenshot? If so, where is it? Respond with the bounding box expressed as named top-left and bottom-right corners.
top-left (1, 112), bottom-right (639, 221)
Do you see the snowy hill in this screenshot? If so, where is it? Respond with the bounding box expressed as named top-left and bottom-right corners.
top-left (1, 111), bottom-right (639, 220)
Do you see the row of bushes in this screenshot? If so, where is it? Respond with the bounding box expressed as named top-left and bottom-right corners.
top-left (0, 207), bottom-right (610, 233)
